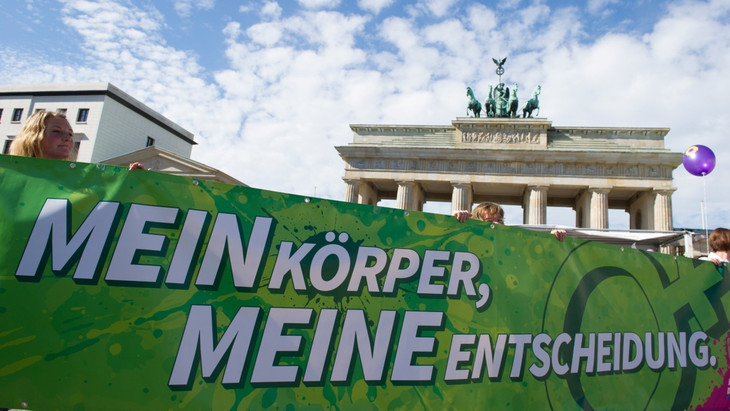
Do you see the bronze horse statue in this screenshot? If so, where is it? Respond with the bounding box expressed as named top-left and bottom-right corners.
top-left (522, 85), bottom-right (541, 118)
top-left (466, 87), bottom-right (482, 118)
top-left (507, 83), bottom-right (519, 118)
top-left (484, 85), bottom-right (496, 117)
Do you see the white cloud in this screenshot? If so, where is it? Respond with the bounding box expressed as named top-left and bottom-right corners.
top-left (296, 0), bottom-right (341, 10)
top-left (247, 21), bottom-right (284, 46)
top-left (358, 0), bottom-right (394, 14)
top-left (261, 1), bottom-right (282, 18)
top-left (421, 0), bottom-right (458, 17)
top-left (586, 0), bottom-right (620, 16)
top-left (173, 0), bottom-right (215, 18)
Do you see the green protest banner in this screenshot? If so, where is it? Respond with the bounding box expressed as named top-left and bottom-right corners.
top-left (0, 154), bottom-right (728, 410)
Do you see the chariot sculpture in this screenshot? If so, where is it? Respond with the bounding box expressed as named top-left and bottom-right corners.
top-left (465, 57), bottom-right (541, 118)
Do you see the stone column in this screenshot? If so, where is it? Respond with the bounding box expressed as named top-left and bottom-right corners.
top-left (628, 192), bottom-right (653, 230)
top-left (396, 180), bottom-right (424, 211)
top-left (653, 189), bottom-right (675, 231)
top-left (344, 179), bottom-right (359, 203)
top-left (451, 182), bottom-right (473, 214)
top-left (523, 185), bottom-right (547, 225)
top-left (588, 187), bottom-right (610, 229)
top-left (358, 181), bottom-right (378, 206)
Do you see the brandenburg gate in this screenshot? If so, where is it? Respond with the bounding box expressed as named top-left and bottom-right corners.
top-left (336, 117), bottom-right (683, 230)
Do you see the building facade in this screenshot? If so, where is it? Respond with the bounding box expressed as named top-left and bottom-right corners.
top-left (0, 82), bottom-right (194, 161)
top-left (337, 117), bottom-right (683, 231)
top-left (0, 82), bottom-right (243, 185)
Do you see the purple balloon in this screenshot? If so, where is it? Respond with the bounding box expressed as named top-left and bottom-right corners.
top-left (683, 145), bottom-right (716, 176)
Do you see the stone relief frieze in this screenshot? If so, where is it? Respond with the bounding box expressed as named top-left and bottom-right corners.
top-left (502, 163), bottom-right (517, 173)
top-left (348, 157), bottom-right (672, 180)
top-left (625, 165), bottom-right (639, 177)
top-left (461, 130), bottom-right (540, 144)
top-left (393, 159), bottom-right (417, 170)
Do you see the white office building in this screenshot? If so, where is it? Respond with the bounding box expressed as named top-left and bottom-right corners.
top-left (0, 82), bottom-right (242, 185)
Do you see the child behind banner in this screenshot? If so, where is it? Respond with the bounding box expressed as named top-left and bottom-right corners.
top-left (453, 201), bottom-right (567, 241)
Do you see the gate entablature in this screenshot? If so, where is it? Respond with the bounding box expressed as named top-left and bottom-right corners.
top-left (337, 117), bottom-right (682, 230)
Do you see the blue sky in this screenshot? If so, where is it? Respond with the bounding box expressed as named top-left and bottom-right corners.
top-left (1, 0), bottom-right (729, 229)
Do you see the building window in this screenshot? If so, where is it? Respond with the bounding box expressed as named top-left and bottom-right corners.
top-left (58, 108), bottom-right (67, 115)
top-left (74, 141), bottom-right (81, 154)
top-left (3, 139), bottom-right (13, 154)
top-left (35, 108), bottom-right (44, 114)
top-left (12, 108), bottom-right (23, 122)
top-left (76, 108), bottom-right (89, 123)
top-left (146, 136), bottom-right (155, 147)
top-left (0, 109), bottom-right (3, 122)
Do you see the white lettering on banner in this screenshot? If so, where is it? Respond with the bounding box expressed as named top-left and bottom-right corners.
top-left (166, 209), bottom-right (210, 285)
top-left (446, 331), bottom-right (715, 382)
top-left (445, 334), bottom-right (476, 381)
top-left (170, 305), bottom-right (716, 387)
top-left (348, 246), bottom-right (388, 292)
top-left (250, 307), bottom-right (312, 384)
top-left (170, 306), bottom-right (444, 387)
top-left (12, 199), bottom-right (719, 391)
top-left (168, 305), bottom-right (261, 386)
top-left (571, 333), bottom-right (595, 373)
top-left (106, 204), bottom-right (179, 283)
top-left (596, 332), bottom-right (613, 373)
top-left (331, 310), bottom-right (396, 382)
top-left (310, 243), bottom-right (352, 292)
top-left (391, 311), bottom-right (443, 382)
top-left (195, 214), bottom-right (273, 289)
top-left (15, 200), bottom-right (489, 308)
top-left (303, 309), bottom-right (339, 383)
top-left (16, 198), bottom-right (121, 280)
top-left (269, 242), bottom-right (315, 290)
top-left (509, 334), bottom-right (532, 378)
top-left (471, 333), bottom-right (508, 379)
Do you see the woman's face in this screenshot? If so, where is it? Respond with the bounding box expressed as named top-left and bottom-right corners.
top-left (41, 117), bottom-right (74, 160)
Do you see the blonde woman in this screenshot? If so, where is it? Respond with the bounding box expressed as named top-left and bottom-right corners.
top-left (10, 110), bottom-right (144, 170)
top-left (10, 110), bottom-right (76, 160)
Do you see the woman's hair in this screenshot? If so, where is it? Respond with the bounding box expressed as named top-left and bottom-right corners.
top-left (709, 228), bottom-right (730, 253)
top-left (471, 201), bottom-right (504, 222)
top-left (9, 110), bottom-right (75, 160)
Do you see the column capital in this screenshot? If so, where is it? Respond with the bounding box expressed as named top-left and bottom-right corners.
top-left (450, 181), bottom-right (472, 188)
top-left (395, 179), bottom-right (417, 186)
top-left (587, 186), bottom-right (612, 193)
top-left (526, 185), bottom-right (548, 193)
top-left (652, 188), bottom-right (677, 195)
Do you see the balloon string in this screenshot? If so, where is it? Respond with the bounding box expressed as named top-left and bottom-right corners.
top-left (702, 172), bottom-right (709, 255)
